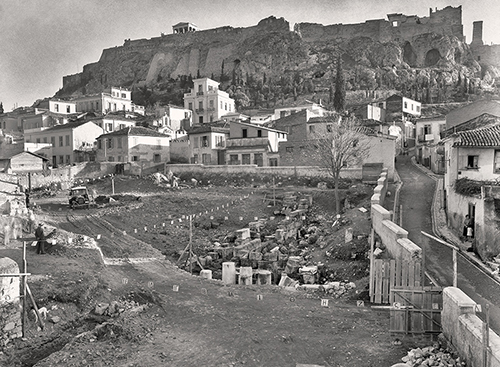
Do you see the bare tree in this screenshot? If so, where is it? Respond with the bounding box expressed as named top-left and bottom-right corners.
top-left (307, 115), bottom-right (371, 214)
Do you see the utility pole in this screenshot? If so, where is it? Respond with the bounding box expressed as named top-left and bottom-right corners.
top-left (111, 174), bottom-right (115, 195)
top-left (189, 215), bottom-right (193, 275)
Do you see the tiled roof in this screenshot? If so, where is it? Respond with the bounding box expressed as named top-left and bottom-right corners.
top-left (446, 99), bottom-right (500, 128)
top-left (446, 113), bottom-right (500, 135)
top-left (98, 126), bottom-right (170, 138)
top-left (187, 122), bottom-right (230, 134)
top-left (452, 124), bottom-right (500, 147)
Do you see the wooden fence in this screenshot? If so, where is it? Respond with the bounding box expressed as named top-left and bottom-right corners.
top-left (389, 286), bottom-right (443, 334)
top-left (370, 259), bottom-right (423, 304)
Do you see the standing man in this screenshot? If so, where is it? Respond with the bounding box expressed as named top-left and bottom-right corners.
top-left (34, 223), bottom-right (47, 254)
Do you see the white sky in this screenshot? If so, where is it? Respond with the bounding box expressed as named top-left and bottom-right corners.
top-left (1, 0), bottom-right (499, 111)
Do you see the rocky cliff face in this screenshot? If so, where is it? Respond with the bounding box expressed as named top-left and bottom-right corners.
top-left (56, 13), bottom-right (499, 109)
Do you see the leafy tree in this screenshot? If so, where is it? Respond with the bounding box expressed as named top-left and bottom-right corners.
top-left (307, 116), bottom-right (370, 213)
top-left (333, 57), bottom-right (346, 112)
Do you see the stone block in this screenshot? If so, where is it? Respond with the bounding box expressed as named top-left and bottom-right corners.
top-left (255, 270), bottom-right (272, 285)
top-left (200, 269), bottom-right (212, 280)
top-left (222, 262), bottom-right (236, 285)
top-left (236, 228), bottom-right (250, 240)
top-left (239, 267), bottom-right (253, 285)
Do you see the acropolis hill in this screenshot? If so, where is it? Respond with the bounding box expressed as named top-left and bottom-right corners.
top-left (57, 5), bottom-right (500, 107)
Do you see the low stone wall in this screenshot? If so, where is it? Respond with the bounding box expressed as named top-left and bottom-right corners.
top-left (165, 163), bottom-right (362, 180)
top-left (0, 257), bottom-right (22, 347)
top-left (0, 162), bottom-right (117, 189)
top-left (442, 287), bottom-right (500, 367)
top-left (370, 169), bottom-right (422, 263)
top-left (371, 171), bottom-right (388, 206)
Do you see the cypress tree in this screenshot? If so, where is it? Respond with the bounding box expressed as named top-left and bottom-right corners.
top-left (333, 57), bottom-right (346, 112)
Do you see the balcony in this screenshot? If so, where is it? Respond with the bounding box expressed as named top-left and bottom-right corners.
top-left (226, 137), bottom-right (269, 148)
top-left (207, 107), bottom-right (215, 112)
top-left (195, 108), bottom-right (204, 113)
top-left (417, 134), bottom-right (434, 143)
top-left (196, 92), bottom-right (204, 96)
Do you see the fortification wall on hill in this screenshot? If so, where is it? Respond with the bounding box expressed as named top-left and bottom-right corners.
top-left (296, 6), bottom-right (463, 43)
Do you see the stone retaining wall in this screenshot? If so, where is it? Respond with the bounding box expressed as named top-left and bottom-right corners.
top-left (166, 163), bottom-right (362, 180)
top-left (0, 257), bottom-right (22, 347)
top-left (370, 169), bottom-right (422, 262)
top-left (442, 287), bottom-right (500, 367)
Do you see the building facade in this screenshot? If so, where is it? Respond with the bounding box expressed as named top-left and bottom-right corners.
top-left (96, 127), bottom-right (170, 164)
top-left (23, 121), bottom-right (103, 167)
top-left (188, 124), bottom-right (229, 165)
top-left (443, 124), bottom-right (500, 260)
top-left (72, 87), bottom-right (145, 115)
top-left (183, 78), bottom-right (235, 124)
top-left (226, 121), bottom-right (287, 166)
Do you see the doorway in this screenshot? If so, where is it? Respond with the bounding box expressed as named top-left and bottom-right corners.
top-left (468, 203), bottom-right (475, 238)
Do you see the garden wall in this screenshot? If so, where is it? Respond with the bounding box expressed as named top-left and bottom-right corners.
top-left (442, 287), bottom-right (500, 367)
top-left (370, 168), bottom-right (422, 263)
top-left (165, 163), bottom-right (362, 180)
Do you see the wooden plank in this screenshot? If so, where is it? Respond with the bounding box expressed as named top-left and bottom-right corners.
top-left (414, 261), bottom-right (421, 287)
top-left (369, 228), bottom-right (375, 300)
top-left (375, 260), bottom-right (383, 304)
top-left (401, 261), bottom-right (409, 288)
top-left (395, 260), bottom-right (402, 287)
top-left (389, 260), bottom-right (396, 304)
top-left (382, 260), bottom-right (390, 303)
top-left (408, 261), bottom-right (415, 287)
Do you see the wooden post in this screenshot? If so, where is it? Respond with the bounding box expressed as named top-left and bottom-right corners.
top-left (26, 284), bottom-right (44, 330)
top-left (111, 174), bottom-right (115, 195)
top-left (483, 303), bottom-right (490, 367)
top-left (22, 241), bottom-right (27, 337)
top-left (399, 205), bottom-right (403, 227)
top-left (369, 228), bottom-right (375, 301)
top-left (453, 249), bottom-right (457, 287)
top-left (189, 215), bottom-right (193, 275)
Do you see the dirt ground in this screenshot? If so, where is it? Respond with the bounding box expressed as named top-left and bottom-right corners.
top-left (0, 175), bottom-right (435, 367)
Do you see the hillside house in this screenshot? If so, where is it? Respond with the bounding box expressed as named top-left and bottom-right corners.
top-left (152, 104), bottom-right (192, 132)
top-left (443, 124), bottom-right (500, 260)
top-left (226, 121), bottom-right (287, 166)
top-left (183, 78), bottom-right (235, 124)
top-left (96, 126), bottom-right (170, 164)
top-left (89, 112), bottom-right (139, 134)
top-left (24, 120), bottom-right (103, 167)
top-left (34, 98), bottom-right (77, 115)
top-left (415, 116), bottom-right (446, 173)
top-left (275, 112), bottom-right (396, 179)
top-left (0, 151), bottom-right (48, 174)
top-left (71, 87), bottom-right (145, 116)
top-left (352, 103), bottom-right (386, 123)
top-left (272, 101), bottom-right (326, 121)
top-left (187, 123), bottom-right (229, 164)
top-left (385, 94), bottom-right (421, 120)
top-left (0, 107), bottom-right (38, 132)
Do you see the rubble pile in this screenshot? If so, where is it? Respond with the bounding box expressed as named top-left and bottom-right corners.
top-left (93, 299), bottom-right (149, 317)
top-left (399, 344), bottom-right (465, 366)
top-left (192, 191), bottom-right (370, 291)
top-left (49, 232), bottom-right (98, 250)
